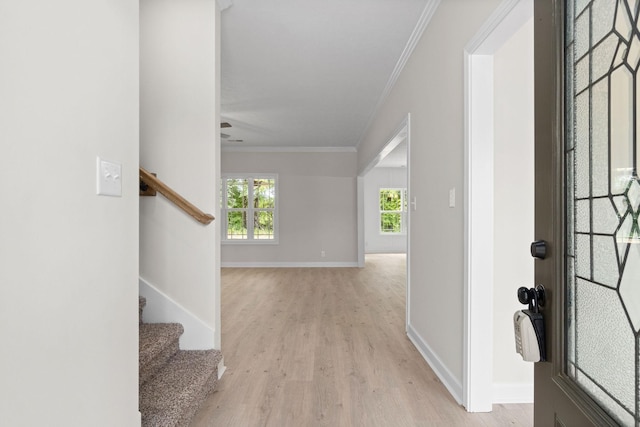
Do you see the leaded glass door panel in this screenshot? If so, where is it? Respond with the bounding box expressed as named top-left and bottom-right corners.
top-left (534, 0), bottom-right (640, 425)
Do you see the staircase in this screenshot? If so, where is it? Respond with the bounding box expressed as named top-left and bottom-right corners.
top-left (139, 297), bottom-right (222, 426)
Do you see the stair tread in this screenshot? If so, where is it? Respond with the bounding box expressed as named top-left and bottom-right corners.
top-left (140, 349), bottom-right (222, 427)
top-left (139, 323), bottom-right (184, 370)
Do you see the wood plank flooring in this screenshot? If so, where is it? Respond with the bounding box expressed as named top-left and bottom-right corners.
top-left (191, 254), bottom-right (532, 426)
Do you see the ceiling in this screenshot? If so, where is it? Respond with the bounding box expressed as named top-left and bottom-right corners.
top-left (220, 0), bottom-right (431, 152)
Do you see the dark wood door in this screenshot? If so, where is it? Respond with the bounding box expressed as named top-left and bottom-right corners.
top-left (534, 0), bottom-right (640, 425)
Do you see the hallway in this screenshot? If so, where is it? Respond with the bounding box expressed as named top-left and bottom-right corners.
top-left (192, 254), bottom-right (532, 426)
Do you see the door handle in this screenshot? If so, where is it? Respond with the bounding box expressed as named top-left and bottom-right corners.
top-left (517, 284), bottom-right (545, 311)
top-left (530, 240), bottom-right (547, 259)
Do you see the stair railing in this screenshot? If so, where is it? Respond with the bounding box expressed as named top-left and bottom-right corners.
top-left (139, 166), bottom-right (215, 225)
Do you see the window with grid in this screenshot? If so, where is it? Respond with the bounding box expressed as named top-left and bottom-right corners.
top-left (379, 188), bottom-right (407, 234)
top-left (222, 175), bottom-right (277, 242)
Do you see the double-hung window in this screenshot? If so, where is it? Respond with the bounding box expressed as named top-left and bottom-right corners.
top-left (379, 188), bottom-right (407, 234)
top-left (222, 174), bottom-right (278, 243)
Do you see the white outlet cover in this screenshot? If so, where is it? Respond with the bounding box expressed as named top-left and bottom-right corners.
top-left (97, 156), bottom-right (122, 197)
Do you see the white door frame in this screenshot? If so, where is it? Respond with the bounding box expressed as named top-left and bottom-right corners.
top-left (463, 0), bottom-right (533, 412)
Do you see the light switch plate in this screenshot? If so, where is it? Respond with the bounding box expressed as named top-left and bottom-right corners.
top-left (449, 188), bottom-right (456, 208)
top-left (97, 156), bottom-right (122, 197)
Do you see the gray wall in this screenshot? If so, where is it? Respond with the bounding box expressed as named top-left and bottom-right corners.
top-left (0, 0), bottom-right (140, 424)
top-left (358, 0), bottom-right (502, 396)
top-left (222, 150), bottom-right (358, 266)
top-left (139, 0), bottom-right (221, 347)
top-left (364, 167), bottom-right (408, 253)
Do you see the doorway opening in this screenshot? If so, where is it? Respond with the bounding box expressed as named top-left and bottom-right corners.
top-left (358, 114), bottom-right (410, 326)
top-left (463, 0), bottom-right (534, 412)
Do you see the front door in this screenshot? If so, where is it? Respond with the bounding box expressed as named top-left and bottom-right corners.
top-left (535, 0), bottom-right (640, 425)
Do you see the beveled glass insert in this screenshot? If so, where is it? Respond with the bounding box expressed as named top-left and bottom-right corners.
top-left (576, 279), bottom-right (635, 413)
top-left (592, 235), bottom-right (619, 287)
top-left (592, 35), bottom-right (618, 84)
top-left (620, 244), bottom-right (640, 330)
top-left (566, 0), bottom-right (640, 422)
top-left (576, 199), bottom-right (590, 232)
top-left (592, 197), bottom-right (620, 234)
top-left (576, 233), bottom-right (591, 279)
top-left (617, 212), bottom-right (635, 262)
top-left (627, 34), bottom-right (640, 68)
top-left (593, 0), bottom-right (617, 43)
top-left (612, 42), bottom-right (627, 68)
top-left (592, 80), bottom-right (610, 197)
top-left (576, 91), bottom-right (590, 199)
top-left (637, 68), bottom-right (640, 172)
top-left (615, 0), bottom-right (633, 41)
top-left (610, 66), bottom-right (634, 194)
top-left (628, 179), bottom-right (640, 213)
top-left (576, 0), bottom-right (592, 16)
top-left (576, 56), bottom-right (590, 92)
top-left (576, 10), bottom-right (590, 58)
top-left (613, 194), bottom-right (628, 216)
top-left (573, 366), bottom-right (635, 426)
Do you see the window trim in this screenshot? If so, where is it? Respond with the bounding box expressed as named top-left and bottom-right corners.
top-left (221, 173), bottom-right (279, 244)
top-left (379, 187), bottom-right (407, 235)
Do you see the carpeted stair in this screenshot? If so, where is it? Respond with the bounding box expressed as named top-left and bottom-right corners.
top-left (139, 297), bottom-right (222, 427)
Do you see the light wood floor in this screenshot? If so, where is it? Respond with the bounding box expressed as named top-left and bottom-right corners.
top-left (192, 254), bottom-right (533, 426)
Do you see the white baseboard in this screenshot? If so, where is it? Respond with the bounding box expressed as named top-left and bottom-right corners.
top-left (218, 357), bottom-right (226, 380)
top-left (221, 261), bottom-right (359, 268)
top-left (139, 277), bottom-right (215, 350)
top-left (492, 383), bottom-right (533, 403)
top-left (407, 323), bottom-right (463, 405)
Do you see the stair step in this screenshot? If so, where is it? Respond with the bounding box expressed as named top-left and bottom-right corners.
top-left (139, 323), bottom-right (183, 386)
top-left (139, 297), bottom-right (146, 325)
top-left (139, 349), bottom-right (222, 427)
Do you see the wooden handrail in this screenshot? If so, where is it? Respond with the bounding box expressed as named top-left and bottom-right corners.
top-left (139, 167), bottom-right (215, 225)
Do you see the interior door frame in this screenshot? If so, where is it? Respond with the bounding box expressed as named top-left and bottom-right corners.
top-left (463, 0), bottom-right (533, 412)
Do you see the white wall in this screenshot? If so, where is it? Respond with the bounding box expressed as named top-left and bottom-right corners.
top-left (140, 0), bottom-right (220, 349)
top-left (492, 17), bottom-right (534, 397)
top-left (0, 1), bottom-right (139, 425)
top-left (364, 167), bottom-right (408, 253)
top-left (222, 150), bottom-right (358, 266)
top-left (358, 0), bottom-right (502, 401)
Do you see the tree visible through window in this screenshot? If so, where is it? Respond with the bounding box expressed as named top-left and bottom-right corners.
top-left (223, 175), bottom-right (277, 242)
top-left (380, 188), bottom-right (407, 234)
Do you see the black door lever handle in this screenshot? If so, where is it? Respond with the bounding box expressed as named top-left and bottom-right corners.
top-left (517, 285), bottom-right (546, 312)
top-left (530, 240), bottom-right (547, 259)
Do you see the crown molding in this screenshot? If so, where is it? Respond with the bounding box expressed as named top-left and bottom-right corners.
top-left (356, 0), bottom-right (441, 149)
top-left (217, 0), bottom-right (233, 11)
top-left (464, 0), bottom-right (530, 55)
top-left (222, 145), bottom-right (357, 153)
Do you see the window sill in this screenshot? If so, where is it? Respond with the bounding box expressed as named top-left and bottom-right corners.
top-left (222, 239), bottom-right (280, 245)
